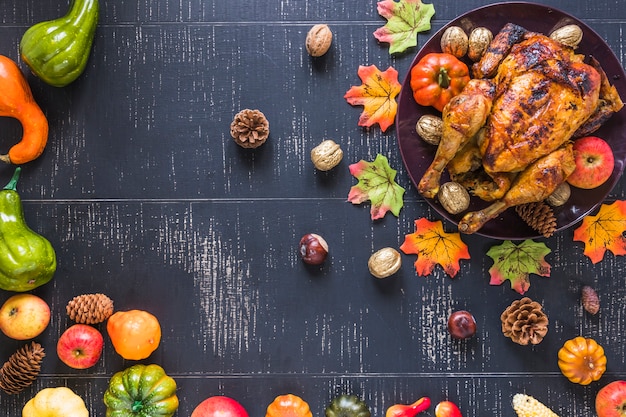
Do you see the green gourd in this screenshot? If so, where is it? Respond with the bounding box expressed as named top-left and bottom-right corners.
top-left (19, 0), bottom-right (99, 87)
top-left (326, 395), bottom-right (371, 417)
top-left (103, 364), bottom-right (179, 417)
top-left (0, 168), bottom-right (56, 292)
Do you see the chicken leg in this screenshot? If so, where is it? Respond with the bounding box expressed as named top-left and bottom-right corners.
top-left (418, 79), bottom-right (495, 199)
top-left (458, 143), bottom-right (576, 234)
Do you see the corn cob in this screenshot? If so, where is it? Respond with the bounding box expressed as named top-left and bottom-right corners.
top-left (512, 394), bottom-right (560, 417)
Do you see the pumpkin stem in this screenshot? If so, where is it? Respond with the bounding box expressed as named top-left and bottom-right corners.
top-left (3, 167), bottom-right (21, 191)
top-left (132, 400), bottom-right (144, 412)
top-left (437, 68), bottom-right (450, 89)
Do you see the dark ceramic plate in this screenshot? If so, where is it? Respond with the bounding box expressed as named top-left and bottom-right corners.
top-left (396, 2), bottom-right (626, 240)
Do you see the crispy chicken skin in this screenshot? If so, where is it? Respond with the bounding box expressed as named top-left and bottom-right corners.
top-left (479, 34), bottom-right (601, 174)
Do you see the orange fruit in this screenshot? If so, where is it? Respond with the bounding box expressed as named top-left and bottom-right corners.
top-left (106, 309), bottom-right (161, 360)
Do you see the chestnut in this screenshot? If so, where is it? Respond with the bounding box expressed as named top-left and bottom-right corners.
top-left (447, 310), bottom-right (476, 339)
top-left (299, 233), bottom-right (328, 265)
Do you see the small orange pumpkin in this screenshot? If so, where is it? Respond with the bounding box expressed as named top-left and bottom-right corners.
top-left (266, 394), bottom-right (312, 417)
top-left (558, 336), bottom-right (607, 385)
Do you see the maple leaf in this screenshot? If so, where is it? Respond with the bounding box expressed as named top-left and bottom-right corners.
top-left (373, 0), bottom-right (436, 54)
top-left (573, 200), bottom-right (626, 264)
top-left (348, 154), bottom-right (405, 220)
top-left (486, 240), bottom-right (551, 295)
top-left (344, 64), bottom-right (401, 132)
top-left (399, 218), bottom-right (470, 278)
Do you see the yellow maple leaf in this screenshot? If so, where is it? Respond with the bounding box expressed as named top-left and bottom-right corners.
top-left (573, 200), bottom-right (626, 263)
top-left (344, 64), bottom-right (401, 132)
top-left (400, 218), bottom-right (470, 277)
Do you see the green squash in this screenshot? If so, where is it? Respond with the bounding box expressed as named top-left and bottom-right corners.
top-left (20, 0), bottom-right (99, 87)
top-left (326, 395), bottom-right (371, 417)
top-left (103, 364), bottom-right (179, 417)
top-left (0, 167), bottom-right (56, 292)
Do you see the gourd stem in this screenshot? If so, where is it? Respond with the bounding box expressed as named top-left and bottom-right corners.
top-left (131, 400), bottom-right (144, 412)
top-left (4, 167), bottom-right (21, 191)
top-left (438, 68), bottom-right (450, 89)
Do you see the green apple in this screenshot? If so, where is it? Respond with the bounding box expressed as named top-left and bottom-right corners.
top-left (0, 294), bottom-right (50, 340)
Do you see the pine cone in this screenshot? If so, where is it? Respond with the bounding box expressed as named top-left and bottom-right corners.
top-left (501, 297), bottom-right (549, 345)
top-left (66, 293), bottom-right (114, 324)
top-left (230, 109), bottom-right (269, 148)
top-left (515, 201), bottom-right (557, 238)
top-left (0, 342), bottom-right (45, 394)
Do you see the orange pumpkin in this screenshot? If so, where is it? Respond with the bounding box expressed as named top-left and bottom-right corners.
top-left (265, 394), bottom-right (312, 417)
top-left (558, 336), bottom-right (607, 385)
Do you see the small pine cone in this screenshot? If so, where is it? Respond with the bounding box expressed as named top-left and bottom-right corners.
top-left (515, 201), bottom-right (557, 238)
top-left (501, 297), bottom-right (549, 345)
top-left (230, 109), bottom-right (269, 148)
top-left (66, 293), bottom-right (114, 324)
top-left (581, 285), bottom-right (600, 315)
top-left (0, 342), bottom-right (45, 394)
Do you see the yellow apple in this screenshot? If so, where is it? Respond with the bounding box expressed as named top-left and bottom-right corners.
top-left (0, 294), bottom-right (50, 340)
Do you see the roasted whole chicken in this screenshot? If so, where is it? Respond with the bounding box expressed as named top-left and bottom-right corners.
top-left (418, 23), bottom-right (624, 234)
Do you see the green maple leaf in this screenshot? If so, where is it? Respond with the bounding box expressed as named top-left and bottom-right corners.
top-left (374, 0), bottom-right (436, 54)
top-left (348, 154), bottom-right (405, 220)
top-left (486, 240), bottom-right (552, 295)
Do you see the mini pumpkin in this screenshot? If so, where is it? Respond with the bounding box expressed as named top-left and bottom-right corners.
top-left (266, 394), bottom-right (312, 417)
top-left (103, 363), bottom-right (179, 417)
top-left (557, 336), bottom-right (607, 385)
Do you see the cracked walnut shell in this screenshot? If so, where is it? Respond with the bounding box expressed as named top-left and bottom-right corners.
top-left (230, 109), bottom-right (270, 148)
top-left (501, 297), bottom-right (549, 345)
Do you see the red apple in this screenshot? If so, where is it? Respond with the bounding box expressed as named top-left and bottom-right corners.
top-left (567, 136), bottom-right (615, 189)
top-left (57, 324), bottom-right (104, 369)
top-left (596, 380), bottom-right (626, 417)
top-left (191, 396), bottom-right (249, 417)
top-left (435, 401), bottom-right (463, 417)
top-left (0, 294), bottom-right (50, 340)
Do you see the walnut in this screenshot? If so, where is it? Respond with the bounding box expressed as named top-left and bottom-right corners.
top-left (230, 109), bottom-right (269, 148)
top-left (310, 139), bottom-right (343, 171)
top-left (305, 24), bottom-right (333, 57)
top-left (416, 114), bottom-right (443, 145)
top-left (368, 247), bottom-right (401, 278)
top-left (440, 26), bottom-right (468, 58)
top-left (468, 27), bottom-right (493, 61)
top-left (438, 181), bottom-right (470, 214)
top-left (550, 24), bottom-right (583, 48)
top-left (546, 182), bottom-right (571, 207)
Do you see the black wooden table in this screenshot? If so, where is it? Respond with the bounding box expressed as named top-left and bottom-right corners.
top-left (1, 0), bottom-right (625, 416)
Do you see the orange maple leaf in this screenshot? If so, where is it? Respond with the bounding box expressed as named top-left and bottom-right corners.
top-left (344, 64), bottom-right (401, 132)
top-left (573, 200), bottom-right (626, 264)
top-left (400, 218), bottom-right (470, 277)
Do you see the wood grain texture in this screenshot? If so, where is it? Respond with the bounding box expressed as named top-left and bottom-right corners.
top-left (0, 0), bottom-right (625, 416)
